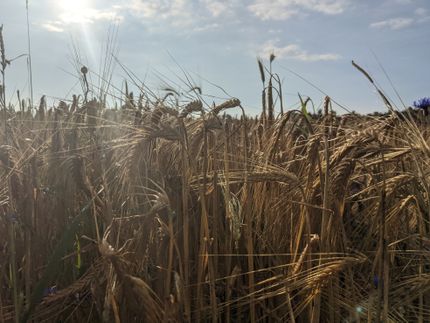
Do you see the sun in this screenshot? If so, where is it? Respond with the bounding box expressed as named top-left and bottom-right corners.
top-left (57, 0), bottom-right (92, 24)
top-left (59, 0), bottom-right (89, 14)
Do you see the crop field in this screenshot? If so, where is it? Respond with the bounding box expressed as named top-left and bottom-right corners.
top-left (1, 26), bottom-right (430, 323)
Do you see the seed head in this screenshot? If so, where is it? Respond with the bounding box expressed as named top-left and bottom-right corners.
top-left (81, 66), bottom-right (88, 75)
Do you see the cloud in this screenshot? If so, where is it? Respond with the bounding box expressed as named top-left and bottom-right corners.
top-left (59, 8), bottom-right (122, 25)
top-left (369, 6), bottom-right (430, 31)
top-left (414, 7), bottom-right (430, 23)
top-left (248, 2), bottom-right (298, 20)
top-left (40, 22), bottom-right (64, 33)
top-left (415, 7), bottom-right (428, 16)
top-left (259, 40), bottom-right (341, 61)
top-left (38, 0), bottom-right (238, 34)
top-left (200, 0), bottom-right (231, 17)
top-left (127, 0), bottom-right (184, 18)
top-left (370, 17), bottom-right (414, 30)
top-left (192, 23), bottom-right (221, 32)
top-left (125, 0), bottom-right (193, 26)
top-left (124, 0), bottom-right (241, 31)
top-left (268, 29), bottom-right (283, 34)
top-left (40, 4), bottom-right (123, 33)
top-left (248, 0), bottom-right (349, 21)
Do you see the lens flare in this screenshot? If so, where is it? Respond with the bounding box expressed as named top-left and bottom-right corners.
top-left (56, 0), bottom-right (97, 68)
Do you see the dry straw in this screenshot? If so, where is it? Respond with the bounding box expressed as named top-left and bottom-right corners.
top-left (0, 51), bottom-right (429, 323)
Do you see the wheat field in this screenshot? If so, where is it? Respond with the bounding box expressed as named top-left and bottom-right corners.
top-left (1, 36), bottom-right (430, 322)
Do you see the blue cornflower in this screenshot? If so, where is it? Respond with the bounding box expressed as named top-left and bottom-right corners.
top-left (6, 213), bottom-right (18, 223)
top-left (413, 97), bottom-right (430, 109)
top-left (413, 97), bottom-right (430, 116)
top-left (373, 275), bottom-right (381, 288)
top-left (43, 286), bottom-right (57, 297)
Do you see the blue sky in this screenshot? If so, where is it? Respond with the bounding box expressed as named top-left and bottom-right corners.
top-left (0, 0), bottom-right (429, 115)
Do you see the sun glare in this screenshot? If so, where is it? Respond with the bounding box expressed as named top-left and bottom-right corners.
top-left (59, 0), bottom-right (89, 14)
top-left (58, 0), bottom-right (92, 24)
top-left (55, 0), bottom-right (98, 69)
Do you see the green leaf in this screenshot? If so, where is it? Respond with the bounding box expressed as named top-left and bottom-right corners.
top-left (299, 93), bottom-right (311, 122)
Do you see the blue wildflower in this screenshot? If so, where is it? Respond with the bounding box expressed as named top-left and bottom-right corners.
top-left (43, 286), bottom-right (57, 297)
top-left (373, 275), bottom-right (380, 288)
top-left (413, 97), bottom-right (430, 115)
top-left (6, 213), bottom-right (18, 223)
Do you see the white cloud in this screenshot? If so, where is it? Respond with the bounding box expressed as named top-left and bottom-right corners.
top-left (248, 0), bottom-right (349, 21)
top-left (415, 7), bottom-right (427, 16)
top-left (199, 0), bottom-right (243, 18)
top-left (415, 8), bottom-right (430, 23)
top-left (202, 0), bottom-right (230, 17)
top-left (40, 4), bottom-right (123, 33)
top-left (309, 0), bottom-right (347, 14)
top-left (40, 22), bottom-right (64, 33)
top-left (38, 0), bottom-right (237, 34)
top-left (268, 29), bottom-right (282, 34)
top-left (126, 0), bottom-right (193, 26)
top-left (193, 23), bottom-right (221, 32)
top-left (259, 40), bottom-right (341, 61)
top-left (59, 8), bottom-right (122, 25)
top-left (124, 0), bottom-right (241, 30)
top-left (248, 2), bottom-right (298, 20)
top-left (370, 6), bottom-right (430, 31)
top-left (370, 17), bottom-right (414, 30)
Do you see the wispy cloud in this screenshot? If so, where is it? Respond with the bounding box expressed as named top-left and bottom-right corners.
top-left (200, 0), bottom-right (233, 17)
top-left (414, 7), bottom-right (430, 22)
top-left (370, 6), bottom-right (430, 31)
top-left (59, 8), bottom-right (122, 24)
top-left (40, 22), bottom-right (64, 33)
top-left (248, 2), bottom-right (298, 20)
top-left (415, 8), bottom-right (428, 16)
top-left (123, 0), bottom-right (240, 31)
top-left (127, 0), bottom-right (186, 18)
top-left (259, 40), bottom-right (341, 61)
top-left (192, 23), bottom-right (221, 32)
top-left (40, 5), bottom-right (123, 33)
top-left (125, 0), bottom-right (193, 27)
top-left (248, 0), bottom-right (349, 21)
top-left (39, 0), bottom-right (236, 34)
top-left (370, 17), bottom-right (414, 30)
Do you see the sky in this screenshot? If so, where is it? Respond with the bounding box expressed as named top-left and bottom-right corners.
top-left (0, 0), bottom-right (429, 115)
